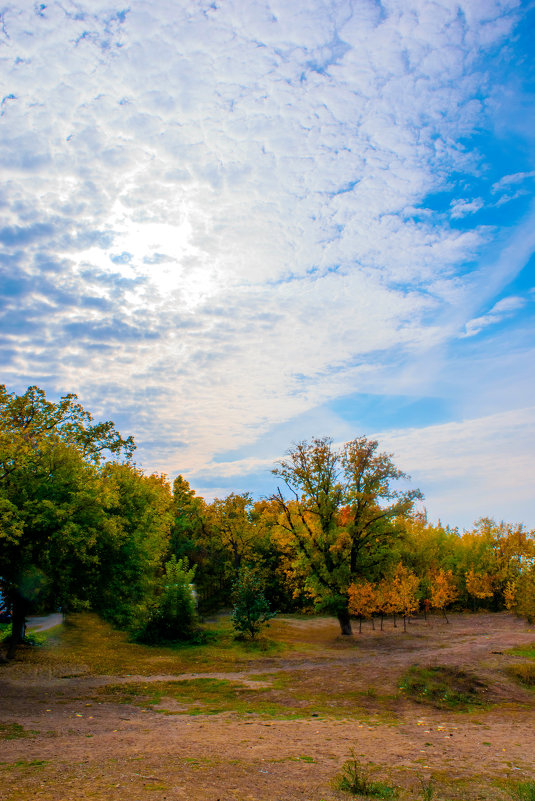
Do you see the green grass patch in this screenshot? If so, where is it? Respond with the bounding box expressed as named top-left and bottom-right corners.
top-left (509, 644), bottom-right (535, 660)
top-left (14, 612), bottom-right (297, 677)
top-left (0, 623), bottom-right (56, 647)
top-left (0, 723), bottom-right (39, 740)
top-left (398, 665), bottom-right (489, 710)
top-left (507, 780), bottom-right (535, 801)
top-left (0, 759), bottom-right (49, 771)
top-left (96, 677), bottom-right (312, 718)
top-left (245, 670), bottom-right (401, 722)
top-left (95, 672), bottom-right (399, 722)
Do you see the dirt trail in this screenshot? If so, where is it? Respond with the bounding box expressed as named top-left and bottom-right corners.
top-left (1, 612), bottom-right (534, 801)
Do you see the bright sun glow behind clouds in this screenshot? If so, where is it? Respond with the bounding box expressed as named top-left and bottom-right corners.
top-left (1, 0), bottom-right (535, 529)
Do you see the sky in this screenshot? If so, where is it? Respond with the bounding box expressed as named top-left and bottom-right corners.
top-left (1, 0), bottom-right (534, 531)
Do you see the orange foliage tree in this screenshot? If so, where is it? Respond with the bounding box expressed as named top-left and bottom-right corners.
top-left (430, 569), bottom-right (458, 623)
top-left (348, 580), bottom-right (377, 633)
top-left (390, 563), bottom-right (419, 632)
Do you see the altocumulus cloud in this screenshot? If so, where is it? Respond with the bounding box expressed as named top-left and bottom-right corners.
top-left (1, 0), bottom-right (534, 528)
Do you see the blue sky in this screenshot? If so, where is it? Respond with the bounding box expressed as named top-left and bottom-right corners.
top-left (1, 0), bottom-right (534, 529)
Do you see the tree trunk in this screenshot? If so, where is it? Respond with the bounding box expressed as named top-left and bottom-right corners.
top-left (337, 609), bottom-right (353, 636)
top-left (442, 607), bottom-right (449, 624)
top-left (7, 593), bottom-right (27, 660)
top-left (359, 616), bottom-right (362, 634)
top-left (380, 614), bottom-right (384, 631)
top-left (403, 614), bottom-right (407, 632)
top-left (371, 616), bottom-right (375, 631)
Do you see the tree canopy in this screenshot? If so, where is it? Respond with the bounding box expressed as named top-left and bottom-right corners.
top-left (2, 384), bottom-right (535, 657)
top-left (0, 385), bottom-right (136, 658)
top-left (272, 436), bottom-right (423, 634)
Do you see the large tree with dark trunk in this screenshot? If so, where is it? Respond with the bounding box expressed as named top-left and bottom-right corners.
top-left (271, 436), bottom-right (423, 635)
top-left (0, 385), bottom-right (134, 660)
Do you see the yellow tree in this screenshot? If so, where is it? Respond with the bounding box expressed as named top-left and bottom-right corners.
top-left (348, 580), bottom-right (377, 633)
top-left (504, 580), bottom-right (517, 613)
top-left (375, 575), bottom-right (399, 629)
top-left (465, 568), bottom-right (495, 611)
top-left (516, 566), bottom-right (535, 623)
top-left (467, 518), bottom-right (534, 606)
top-left (390, 563), bottom-right (419, 632)
top-left (430, 569), bottom-right (458, 623)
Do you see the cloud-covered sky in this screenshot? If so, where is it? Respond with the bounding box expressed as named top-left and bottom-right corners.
top-left (1, 0), bottom-right (534, 529)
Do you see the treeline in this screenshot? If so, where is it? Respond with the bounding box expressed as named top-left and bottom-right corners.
top-left (1, 387), bottom-right (534, 659)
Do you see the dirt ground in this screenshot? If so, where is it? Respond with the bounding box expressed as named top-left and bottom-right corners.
top-left (1, 612), bottom-right (534, 801)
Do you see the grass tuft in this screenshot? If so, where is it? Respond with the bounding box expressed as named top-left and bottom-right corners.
top-left (419, 777), bottom-right (435, 800)
top-left (335, 752), bottom-right (397, 798)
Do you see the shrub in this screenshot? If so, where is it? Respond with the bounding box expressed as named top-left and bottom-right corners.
top-left (231, 567), bottom-right (275, 640)
top-left (135, 556), bottom-right (200, 644)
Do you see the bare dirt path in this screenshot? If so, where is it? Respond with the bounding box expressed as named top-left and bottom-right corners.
top-left (1, 612), bottom-right (534, 801)
top-left (26, 614), bottom-right (64, 633)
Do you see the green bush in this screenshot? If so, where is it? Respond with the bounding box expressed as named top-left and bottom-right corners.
top-left (231, 566), bottom-right (275, 640)
top-left (135, 556), bottom-right (200, 644)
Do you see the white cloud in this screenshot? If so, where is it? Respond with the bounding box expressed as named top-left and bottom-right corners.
top-left (450, 198), bottom-right (484, 219)
top-left (462, 295), bottom-right (526, 337)
top-left (380, 407), bottom-right (535, 529)
top-left (492, 170), bottom-right (535, 193)
top-left (0, 0), bottom-right (533, 527)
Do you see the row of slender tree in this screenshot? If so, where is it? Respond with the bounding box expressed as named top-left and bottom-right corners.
top-left (1, 385), bottom-right (534, 659)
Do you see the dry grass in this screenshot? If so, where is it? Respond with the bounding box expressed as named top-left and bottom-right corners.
top-left (507, 662), bottom-right (535, 688)
top-left (2, 612), bottom-right (535, 801)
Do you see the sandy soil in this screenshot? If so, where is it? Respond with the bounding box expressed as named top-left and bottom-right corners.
top-left (1, 613), bottom-right (534, 801)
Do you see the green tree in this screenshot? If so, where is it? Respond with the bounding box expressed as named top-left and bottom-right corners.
top-left (0, 385), bottom-right (134, 659)
top-left (136, 556), bottom-right (198, 643)
top-left (92, 464), bottom-right (173, 629)
top-left (272, 436), bottom-right (422, 635)
top-left (170, 475), bottom-right (204, 561)
top-left (194, 492), bottom-right (259, 611)
top-left (231, 566), bottom-right (275, 639)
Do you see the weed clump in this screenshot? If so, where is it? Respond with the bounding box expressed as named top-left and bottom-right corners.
top-left (419, 777), bottom-right (435, 800)
top-left (335, 751), bottom-right (397, 798)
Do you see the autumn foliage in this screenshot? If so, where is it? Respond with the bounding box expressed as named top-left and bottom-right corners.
top-left (2, 384), bottom-right (535, 657)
